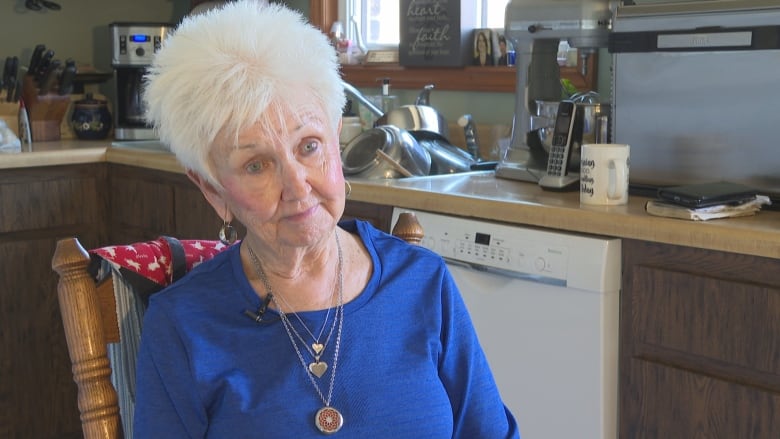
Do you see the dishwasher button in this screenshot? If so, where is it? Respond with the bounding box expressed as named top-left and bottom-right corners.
top-left (534, 257), bottom-right (546, 272)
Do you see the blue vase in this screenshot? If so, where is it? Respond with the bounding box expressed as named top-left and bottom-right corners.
top-left (71, 93), bottom-right (112, 140)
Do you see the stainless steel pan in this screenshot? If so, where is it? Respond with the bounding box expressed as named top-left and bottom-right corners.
top-left (341, 125), bottom-right (431, 179)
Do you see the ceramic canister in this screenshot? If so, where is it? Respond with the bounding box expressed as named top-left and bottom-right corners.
top-left (71, 94), bottom-right (112, 140)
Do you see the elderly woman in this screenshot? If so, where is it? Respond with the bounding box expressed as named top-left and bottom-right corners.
top-left (134, 1), bottom-right (519, 437)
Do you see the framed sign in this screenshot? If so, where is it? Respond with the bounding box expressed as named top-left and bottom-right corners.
top-left (399, 0), bottom-right (477, 67)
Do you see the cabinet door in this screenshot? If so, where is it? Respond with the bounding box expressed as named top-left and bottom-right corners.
top-left (620, 239), bottom-right (780, 439)
top-left (0, 164), bottom-right (108, 439)
top-left (109, 164), bottom-right (177, 244)
top-left (343, 200), bottom-right (393, 232)
top-left (108, 164), bottom-right (244, 243)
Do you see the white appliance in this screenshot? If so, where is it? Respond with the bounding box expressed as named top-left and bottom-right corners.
top-left (391, 208), bottom-right (621, 439)
top-left (610, 0), bottom-right (780, 203)
top-left (495, 0), bottom-right (612, 183)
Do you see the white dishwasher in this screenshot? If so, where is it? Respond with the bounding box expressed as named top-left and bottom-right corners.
top-left (391, 208), bottom-right (621, 439)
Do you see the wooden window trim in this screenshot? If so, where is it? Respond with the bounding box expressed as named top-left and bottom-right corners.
top-left (308, 0), bottom-right (597, 93)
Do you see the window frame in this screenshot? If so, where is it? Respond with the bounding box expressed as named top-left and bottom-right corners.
top-left (308, 0), bottom-right (597, 93)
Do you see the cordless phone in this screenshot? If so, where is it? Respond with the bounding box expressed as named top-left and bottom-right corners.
top-left (539, 101), bottom-right (580, 190)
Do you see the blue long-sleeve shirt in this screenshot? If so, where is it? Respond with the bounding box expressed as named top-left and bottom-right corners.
top-left (134, 220), bottom-right (519, 438)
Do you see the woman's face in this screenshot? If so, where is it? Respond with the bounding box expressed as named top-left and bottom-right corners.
top-left (204, 104), bottom-right (344, 251)
top-left (478, 33), bottom-right (487, 52)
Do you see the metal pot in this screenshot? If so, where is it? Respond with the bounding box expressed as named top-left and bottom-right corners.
top-left (343, 81), bottom-right (451, 143)
top-left (341, 125), bottom-right (431, 179)
top-left (375, 104), bottom-right (450, 142)
top-left (341, 81), bottom-right (469, 176)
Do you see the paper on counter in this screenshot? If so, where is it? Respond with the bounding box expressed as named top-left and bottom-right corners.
top-left (645, 195), bottom-right (772, 221)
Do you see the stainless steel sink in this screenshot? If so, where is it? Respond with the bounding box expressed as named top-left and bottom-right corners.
top-left (349, 170), bottom-right (498, 194)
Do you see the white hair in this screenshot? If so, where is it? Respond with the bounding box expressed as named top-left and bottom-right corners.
top-left (143, 0), bottom-right (345, 186)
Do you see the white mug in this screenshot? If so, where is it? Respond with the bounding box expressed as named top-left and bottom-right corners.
top-left (580, 143), bottom-right (630, 206)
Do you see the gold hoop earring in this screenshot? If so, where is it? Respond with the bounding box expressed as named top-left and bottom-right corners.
top-left (345, 180), bottom-right (352, 198)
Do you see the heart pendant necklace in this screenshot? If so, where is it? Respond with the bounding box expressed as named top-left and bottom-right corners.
top-left (246, 232), bottom-right (345, 434)
top-left (247, 242), bottom-right (339, 378)
top-left (274, 289), bottom-right (339, 378)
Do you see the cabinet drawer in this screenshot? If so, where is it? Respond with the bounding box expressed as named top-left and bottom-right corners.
top-left (630, 265), bottom-right (780, 375)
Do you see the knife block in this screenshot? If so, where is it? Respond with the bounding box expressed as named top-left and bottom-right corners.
top-left (21, 75), bottom-right (71, 142)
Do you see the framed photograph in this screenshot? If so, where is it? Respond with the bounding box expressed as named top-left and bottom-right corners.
top-left (472, 29), bottom-right (498, 67)
top-left (495, 32), bottom-right (515, 66)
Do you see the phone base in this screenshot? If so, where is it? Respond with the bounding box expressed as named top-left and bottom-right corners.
top-left (495, 161), bottom-right (545, 183)
top-left (539, 173), bottom-right (580, 191)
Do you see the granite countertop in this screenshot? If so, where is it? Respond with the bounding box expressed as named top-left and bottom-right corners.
top-left (5, 140), bottom-right (779, 259)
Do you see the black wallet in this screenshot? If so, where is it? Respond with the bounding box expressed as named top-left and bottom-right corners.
top-left (657, 182), bottom-right (759, 208)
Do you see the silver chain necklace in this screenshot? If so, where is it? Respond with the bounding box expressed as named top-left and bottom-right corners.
top-left (246, 244), bottom-right (338, 375)
top-left (245, 232), bottom-right (345, 434)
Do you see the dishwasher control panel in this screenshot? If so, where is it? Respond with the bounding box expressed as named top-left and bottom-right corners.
top-left (391, 208), bottom-right (622, 291)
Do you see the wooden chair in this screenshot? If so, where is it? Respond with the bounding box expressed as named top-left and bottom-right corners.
top-left (51, 213), bottom-right (424, 439)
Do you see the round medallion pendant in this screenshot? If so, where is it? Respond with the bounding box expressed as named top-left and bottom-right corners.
top-left (315, 406), bottom-right (344, 434)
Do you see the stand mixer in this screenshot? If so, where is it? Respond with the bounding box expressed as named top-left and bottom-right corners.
top-left (495, 0), bottom-right (613, 183)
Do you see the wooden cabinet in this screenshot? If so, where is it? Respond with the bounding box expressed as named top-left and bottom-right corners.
top-left (107, 164), bottom-right (230, 244)
top-left (620, 239), bottom-right (780, 438)
top-left (106, 164), bottom-right (388, 242)
top-left (0, 164), bottom-right (108, 439)
top-left (0, 163), bottom-right (228, 438)
top-left (5, 161), bottom-right (777, 438)
top-left (341, 199), bottom-right (393, 232)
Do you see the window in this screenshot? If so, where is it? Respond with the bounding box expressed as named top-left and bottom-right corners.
top-left (341, 0), bottom-right (509, 50)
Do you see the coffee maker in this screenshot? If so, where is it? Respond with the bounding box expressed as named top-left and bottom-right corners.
top-left (495, 0), bottom-right (613, 183)
top-left (110, 22), bottom-right (173, 140)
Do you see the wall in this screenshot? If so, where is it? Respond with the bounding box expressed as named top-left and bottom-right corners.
top-left (0, 1), bottom-right (190, 73)
top-left (0, 0), bottom-right (606, 145)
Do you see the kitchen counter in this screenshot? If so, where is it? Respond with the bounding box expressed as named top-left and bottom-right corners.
top-left (5, 140), bottom-right (779, 258)
top-left (353, 173), bottom-right (780, 259)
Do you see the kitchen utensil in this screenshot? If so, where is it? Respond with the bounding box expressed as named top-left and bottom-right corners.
top-left (344, 81), bottom-right (450, 144)
top-left (341, 125), bottom-right (431, 179)
top-left (415, 84), bottom-right (434, 105)
top-left (38, 59), bottom-right (61, 95)
top-left (28, 44), bottom-right (46, 74)
top-left (376, 149), bottom-right (413, 177)
top-left (2, 57), bottom-right (18, 102)
top-left (580, 143), bottom-right (630, 206)
top-left (340, 80), bottom-right (473, 175)
top-left (375, 84), bottom-right (451, 142)
top-left (457, 114), bottom-right (480, 161)
top-left (58, 62), bottom-right (77, 95)
top-left (413, 132), bottom-right (476, 175)
top-left (34, 50), bottom-right (55, 82)
top-left (375, 104), bottom-right (450, 141)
